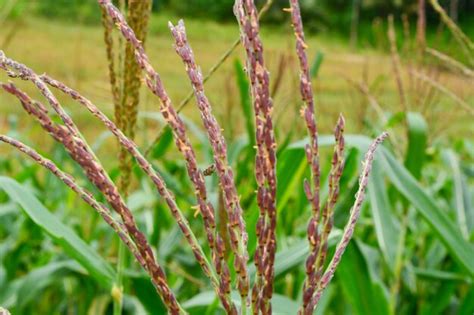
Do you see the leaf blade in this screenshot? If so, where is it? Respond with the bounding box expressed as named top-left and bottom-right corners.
top-left (0, 176), bottom-right (116, 289)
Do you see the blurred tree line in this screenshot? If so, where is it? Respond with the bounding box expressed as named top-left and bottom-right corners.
top-left (1, 0), bottom-right (473, 39)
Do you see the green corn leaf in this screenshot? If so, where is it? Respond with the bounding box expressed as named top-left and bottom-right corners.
top-left (310, 51), bottom-right (324, 78)
top-left (234, 59), bottom-right (255, 148)
top-left (0, 260), bottom-right (83, 311)
top-left (314, 285), bottom-right (335, 315)
top-left (414, 267), bottom-right (471, 282)
top-left (385, 111), bottom-right (406, 129)
top-left (140, 112), bottom-right (212, 162)
top-left (381, 147), bottom-right (474, 277)
top-left (276, 147), bottom-right (306, 215)
top-left (290, 134), bottom-right (474, 277)
top-left (0, 176), bottom-right (116, 289)
top-left (248, 230), bottom-right (342, 279)
top-left (459, 286), bottom-right (474, 315)
top-left (337, 242), bottom-right (390, 315)
top-left (368, 161), bottom-right (400, 271)
top-left (183, 291), bottom-right (299, 314)
top-left (246, 146), bottom-right (308, 256)
top-left (443, 149), bottom-right (472, 239)
top-left (87, 295), bottom-right (111, 315)
top-left (151, 127), bottom-right (173, 159)
top-left (123, 294), bottom-right (149, 315)
top-left (227, 136), bottom-right (249, 165)
top-left (419, 280), bottom-right (457, 315)
top-left (405, 112), bottom-right (428, 179)
top-left (131, 276), bottom-right (167, 315)
top-left (16, 260), bottom-right (84, 312)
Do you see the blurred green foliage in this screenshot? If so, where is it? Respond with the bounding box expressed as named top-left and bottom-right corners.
top-left (1, 104), bottom-right (473, 314)
top-left (35, 0), bottom-right (102, 24)
top-left (163, 0), bottom-right (235, 21)
top-left (2, 0), bottom-right (473, 36)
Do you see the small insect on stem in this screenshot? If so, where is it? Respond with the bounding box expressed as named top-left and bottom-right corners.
top-left (203, 164), bottom-right (216, 176)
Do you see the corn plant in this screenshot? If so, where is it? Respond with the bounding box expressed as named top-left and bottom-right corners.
top-left (0, 0), bottom-right (388, 314)
top-left (100, 1), bottom-right (153, 313)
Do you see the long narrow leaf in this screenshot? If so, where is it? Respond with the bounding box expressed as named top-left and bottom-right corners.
top-left (367, 161), bottom-right (400, 271)
top-left (0, 176), bottom-right (116, 288)
top-left (405, 113), bottom-right (428, 179)
top-left (16, 261), bottom-right (84, 312)
top-left (381, 150), bottom-right (474, 277)
top-left (443, 149), bottom-right (472, 238)
top-left (290, 135), bottom-right (474, 277)
top-left (234, 59), bottom-right (255, 148)
top-left (337, 242), bottom-right (390, 315)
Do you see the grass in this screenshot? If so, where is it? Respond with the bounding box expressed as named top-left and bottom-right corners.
top-left (1, 13), bottom-right (472, 149)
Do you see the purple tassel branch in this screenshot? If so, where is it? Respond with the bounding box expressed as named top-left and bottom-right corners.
top-left (0, 1), bottom-right (387, 314)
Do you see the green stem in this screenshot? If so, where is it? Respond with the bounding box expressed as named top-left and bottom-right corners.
top-left (113, 239), bottom-right (126, 315)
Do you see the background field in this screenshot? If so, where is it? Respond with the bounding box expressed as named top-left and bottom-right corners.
top-left (0, 1), bottom-right (473, 314)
